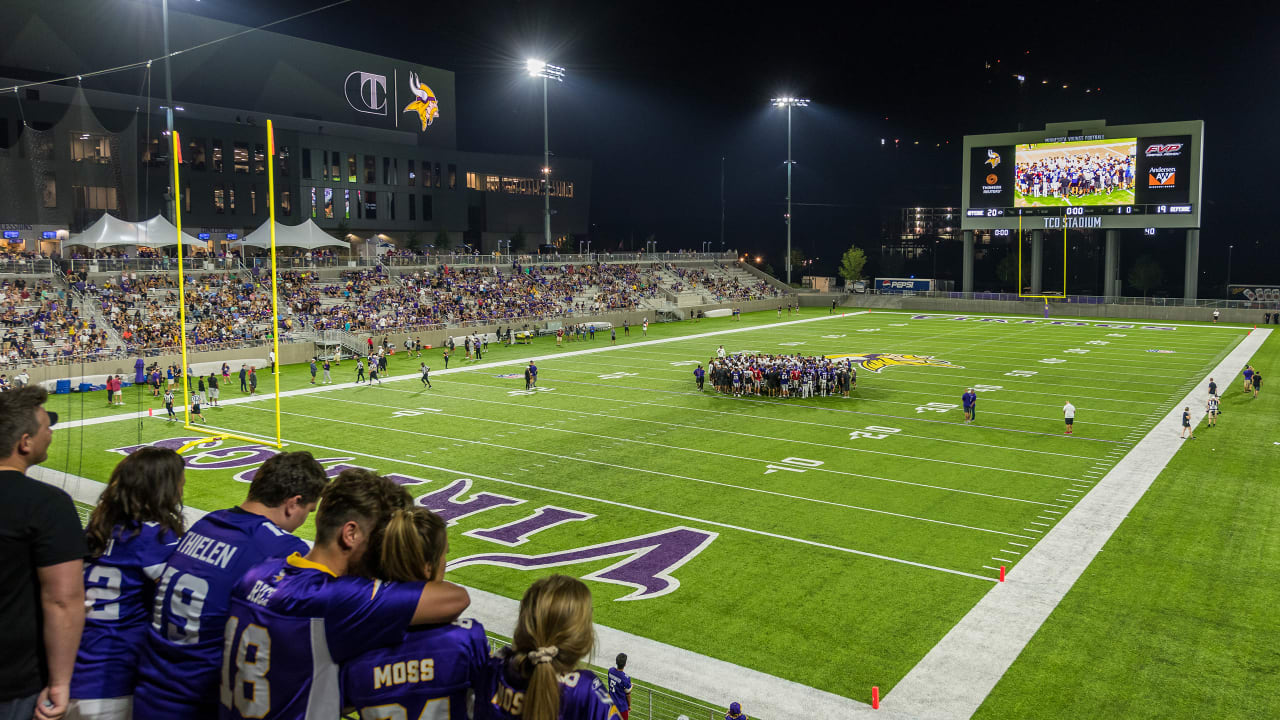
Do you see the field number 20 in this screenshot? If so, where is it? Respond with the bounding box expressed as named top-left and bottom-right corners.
top-left (849, 426), bottom-right (901, 440)
top-left (916, 402), bottom-right (958, 413)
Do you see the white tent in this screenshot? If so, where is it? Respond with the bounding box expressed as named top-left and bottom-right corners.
top-left (232, 219), bottom-right (346, 250)
top-left (67, 213), bottom-right (195, 248)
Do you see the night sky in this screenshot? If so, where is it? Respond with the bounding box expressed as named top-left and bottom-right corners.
top-left (175, 0), bottom-right (1280, 293)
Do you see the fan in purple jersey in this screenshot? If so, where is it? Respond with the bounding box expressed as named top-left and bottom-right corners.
top-left (607, 654), bottom-right (632, 719)
top-left (219, 470), bottom-right (471, 720)
top-left (725, 701), bottom-right (748, 720)
top-left (70, 448), bottom-right (187, 720)
top-left (132, 452), bottom-right (329, 720)
top-left (342, 507), bottom-right (488, 719)
top-left (480, 575), bottom-right (621, 720)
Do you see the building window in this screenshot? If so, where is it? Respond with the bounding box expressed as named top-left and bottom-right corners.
top-left (302, 148), bottom-right (313, 178)
top-left (407, 159), bottom-right (416, 187)
top-left (447, 163), bottom-right (456, 190)
top-left (213, 185), bottom-right (225, 214)
top-left (234, 143), bottom-right (249, 173)
top-left (355, 189), bottom-right (362, 218)
top-left (281, 190), bottom-right (292, 216)
top-left (363, 190), bottom-right (377, 219)
top-left (277, 145), bottom-right (289, 175)
top-left (184, 138), bottom-right (205, 170)
top-left (421, 194), bottom-right (432, 221)
top-left (330, 152), bottom-right (339, 182)
top-left (310, 187), bottom-right (317, 218)
top-left (69, 133), bottom-right (112, 164)
top-left (408, 192), bottom-right (416, 221)
top-left (434, 162), bottom-right (442, 188)
top-left (324, 188), bottom-right (334, 219)
top-left (347, 153), bottom-right (357, 182)
top-left (465, 171), bottom-right (478, 190)
top-left (250, 185), bottom-right (257, 215)
top-left (212, 140), bottom-right (224, 172)
top-left (364, 155), bottom-right (375, 184)
top-left (73, 186), bottom-right (118, 211)
top-left (228, 185), bottom-right (236, 214)
top-left (321, 151), bottom-right (329, 180)
top-left (383, 157), bottom-right (391, 185)
top-left (253, 144), bottom-right (265, 175)
top-left (183, 183), bottom-right (191, 212)
top-left (388, 191), bottom-right (396, 221)
top-left (344, 189), bottom-right (350, 220)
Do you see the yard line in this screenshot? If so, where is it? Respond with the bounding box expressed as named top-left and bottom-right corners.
top-left (1009, 542), bottom-right (1029, 547)
top-left (240, 405), bottom-right (1039, 540)
top-left (429, 376), bottom-right (1110, 462)
top-left (195, 418), bottom-right (1000, 583)
top-left (351, 386), bottom-right (1085, 482)
top-left (992, 557), bottom-right (1016, 563)
top-left (1029, 521), bottom-right (1051, 527)
top-left (367, 387), bottom-right (1074, 506)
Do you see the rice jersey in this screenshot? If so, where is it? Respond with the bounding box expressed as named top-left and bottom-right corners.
top-left (481, 648), bottom-right (621, 720)
top-left (71, 522), bottom-right (180, 699)
top-left (341, 617), bottom-right (489, 719)
top-left (218, 554), bottom-right (426, 720)
top-left (133, 508), bottom-right (309, 718)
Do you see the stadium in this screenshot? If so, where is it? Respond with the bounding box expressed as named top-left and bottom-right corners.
top-left (0, 3), bottom-right (1275, 720)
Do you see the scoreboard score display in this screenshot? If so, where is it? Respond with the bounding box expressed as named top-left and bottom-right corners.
top-left (962, 120), bottom-right (1203, 231)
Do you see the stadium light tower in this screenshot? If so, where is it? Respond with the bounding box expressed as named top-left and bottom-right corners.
top-left (771, 96), bottom-right (809, 285)
top-left (527, 59), bottom-right (565, 248)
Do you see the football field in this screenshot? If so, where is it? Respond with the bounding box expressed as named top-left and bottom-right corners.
top-left (40, 309), bottom-right (1253, 711)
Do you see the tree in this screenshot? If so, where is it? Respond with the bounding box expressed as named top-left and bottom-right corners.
top-left (996, 252), bottom-right (1019, 289)
top-left (789, 248), bottom-right (807, 275)
top-left (511, 226), bottom-right (527, 252)
top-left (837, 246), bottom-right (867, 285)
top-left (434, 229), bottom-right (452, 251)
top-left (405, 231), bottom-right (422, 253)
top-left (1128, 255), bottom-right (1164, 297)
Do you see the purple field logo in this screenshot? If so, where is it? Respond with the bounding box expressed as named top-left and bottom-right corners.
top-left (107, 438), bottom-right (717, 601)
top-left (824, 353), bottom-right (963, 373)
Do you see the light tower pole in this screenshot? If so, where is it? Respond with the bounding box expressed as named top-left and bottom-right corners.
top-left (527, 59), bottom-right (564, 248)
top-left (771, 97), bottom-right (809, 285)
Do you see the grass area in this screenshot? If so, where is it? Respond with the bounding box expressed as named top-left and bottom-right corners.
top-left (40, 308), bottom-right (1256, 709)
top-left (974, 330), bottom-right (1278, 719)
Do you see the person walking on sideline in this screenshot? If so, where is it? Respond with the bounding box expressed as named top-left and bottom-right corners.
top-left (1180, 406), bottom-right (1194, 439)
top-left (694, 364), bottom-right (705, 391)
top-left (1063, 400), bottom-right (1076, 435)
top-left (0, 387), bottom-right (86, 720)
top-left (239, 364), bottom-right (248, 393)
top-left (1243, 364), bottom-right (1254, 392)
top-left (420, 363), bottom-right (432, 389)
top-left (1252, 370), bottom-right (1262, 398)
top-left (322, 358), bottom-right (332, 384)
top-left (355, 357), bottom-right (366, 384)
top-left (962, 388), bottom-right (977, 423)
top-left (309, 358), bottom-right (317, 384)
top-left (1207, 394), bottom-right (1219, 428)
top-left (248, 366), bottom-right (258, 395)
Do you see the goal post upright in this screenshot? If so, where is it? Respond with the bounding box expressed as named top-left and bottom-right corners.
top-left (267, 118), bottom-right (283, 447)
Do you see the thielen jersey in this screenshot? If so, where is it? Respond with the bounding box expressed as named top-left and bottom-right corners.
top-left (341, 618), bottom-right (489, 719)
top-left (71, 522), bottom-right (180, 699)
top-left (219, 554), bottom-right (425, 720)
top-left (481, 648), bottom-right (620, 720)
top-left (133, 508), bottom-right (309, 717)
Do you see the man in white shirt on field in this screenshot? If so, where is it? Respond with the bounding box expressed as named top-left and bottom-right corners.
top-left (1063, 400), bottom-right (1076, 435)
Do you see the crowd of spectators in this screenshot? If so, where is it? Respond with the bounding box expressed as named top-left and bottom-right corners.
top-left (1, 278), bottom-right (117, 365)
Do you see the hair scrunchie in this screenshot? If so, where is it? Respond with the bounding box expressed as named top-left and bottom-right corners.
top-left (530, 646), bottom-right (559, 665)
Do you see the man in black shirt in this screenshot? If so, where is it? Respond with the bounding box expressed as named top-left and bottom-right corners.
top-left (0, 387), bottom-right (85, 720)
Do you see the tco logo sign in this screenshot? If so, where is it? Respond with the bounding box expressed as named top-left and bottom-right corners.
top-left (345, 71), bottom-right (387, 116)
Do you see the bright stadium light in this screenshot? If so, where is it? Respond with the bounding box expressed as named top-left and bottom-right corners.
top-left (770, 96), bottom-right (810, 284)
top-left (527, 58), bottom-right (566, 248)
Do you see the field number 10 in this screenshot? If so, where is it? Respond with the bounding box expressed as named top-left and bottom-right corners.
top-left (763, 457), bottom-right (825, 475)
top-left (916, 402), bottom-right (958, 413)
top-left (848, 426), bottom-right (902, 440)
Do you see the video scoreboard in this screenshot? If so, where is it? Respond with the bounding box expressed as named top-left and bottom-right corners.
top-left (962, 120), bottom-right (1204, 231)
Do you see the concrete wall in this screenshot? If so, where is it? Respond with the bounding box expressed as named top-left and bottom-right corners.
top-left (835, 294), bottom-right (1270, 324)
top-left (21, 341), bottom-right (316, 385)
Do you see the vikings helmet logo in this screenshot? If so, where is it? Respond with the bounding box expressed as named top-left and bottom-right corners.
top-left (403, 72), bottom-right (439, 131)
top-left (824, 353), bottom-right (963, 373)
top-left (985, 149), bottom-right (1001, 168)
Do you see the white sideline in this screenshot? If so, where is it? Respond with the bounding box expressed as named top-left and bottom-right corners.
top-left (884, 328), bottom-right (1270, 718)
top-left (53, 311), bottom-right (866, 432)
top-left (30, 465), bottom-right (875, 719)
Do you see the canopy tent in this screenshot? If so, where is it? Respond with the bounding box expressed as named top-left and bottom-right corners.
top-left (231, 219), bottom-right (346, 250)
top-left (66, 213), bottom-right (196, 248)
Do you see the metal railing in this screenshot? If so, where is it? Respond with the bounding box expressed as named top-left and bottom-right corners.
top-left (0, 259), bottom-right (55, 274)
top-left (65, 257), bottom-right (240, 273)
top-left (876, 289), bottom-right (1280, 310)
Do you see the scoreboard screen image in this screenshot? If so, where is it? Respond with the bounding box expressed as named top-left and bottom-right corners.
top-left (1013, 139), bottom-right (1137, 208)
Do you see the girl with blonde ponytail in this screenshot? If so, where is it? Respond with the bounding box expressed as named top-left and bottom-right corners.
top-left (341, 507), bottom-right (490, 718)
top-left (481, 575), bottom-right (621, 720)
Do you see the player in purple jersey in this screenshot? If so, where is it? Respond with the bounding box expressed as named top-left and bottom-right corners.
top-left (481, 575), bottom-right (621, 720)
top-left (342, 507), bottom-right (488, 719)
top-left (132, 452), bottom-right (329, 720)
top-left (69, 448), bottom-right (186, 720)
top-left (219, 471), bottom-right (471, 720)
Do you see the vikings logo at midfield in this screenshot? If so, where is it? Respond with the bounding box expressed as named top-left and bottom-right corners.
top-left (824, 353), bottom-right (963, 373)
top-left (403, 71), bottom-right (439, 131)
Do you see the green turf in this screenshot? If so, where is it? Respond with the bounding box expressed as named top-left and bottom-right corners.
top-left (973, 331), bottom-right (1278, 719)
top-left (40, 309), bottom-right (1253, 707)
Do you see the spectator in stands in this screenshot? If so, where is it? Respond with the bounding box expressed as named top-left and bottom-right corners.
top-left (69, 447), bottom-right (186, 720)
top-left (608, 653), bottom-right (633, 719)
top-left (0, 386), bottom-right (86, 720)
top-left (726, 701), bottom-right (748, 720)
top-left (479, 575), bottom-right (618, 720)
